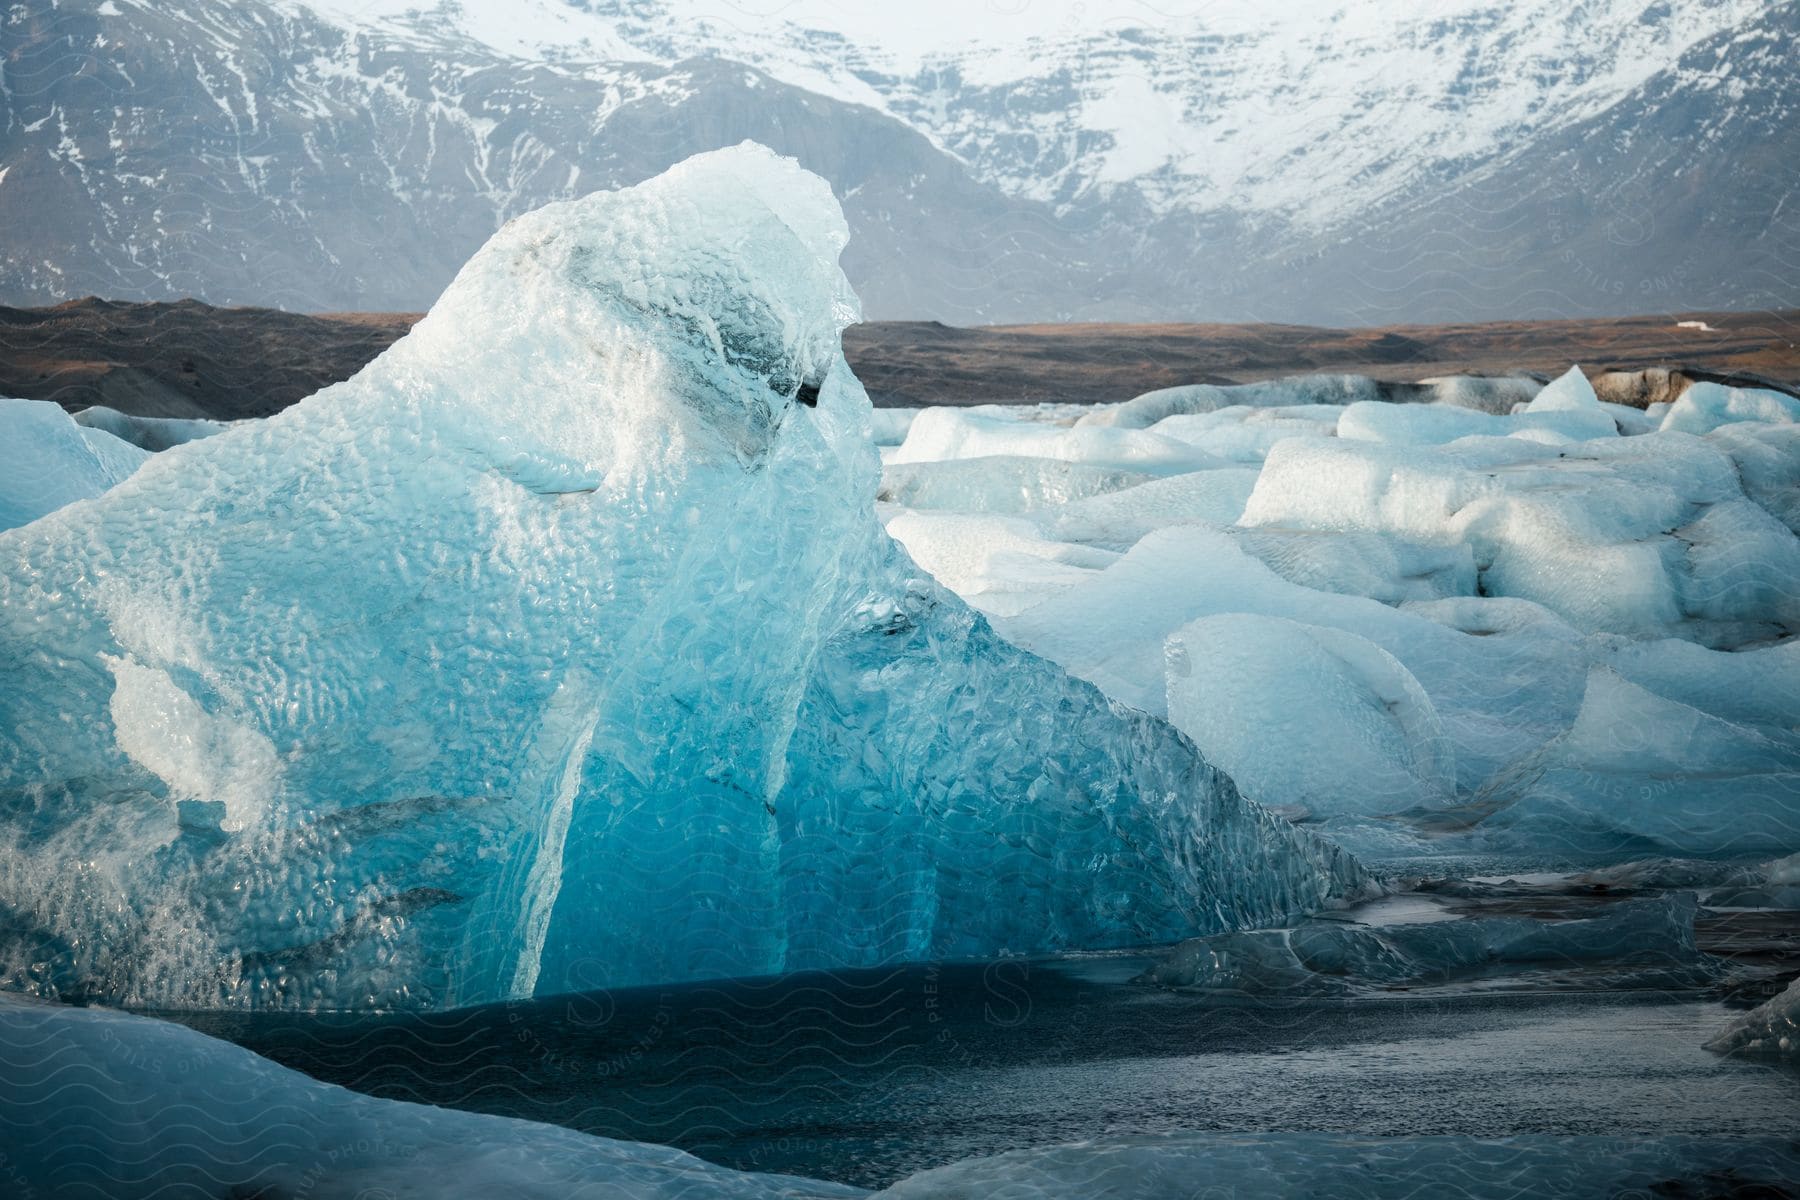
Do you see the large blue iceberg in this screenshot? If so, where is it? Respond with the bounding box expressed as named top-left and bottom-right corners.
top-left (0, 145), bottom-right (1366, 1009)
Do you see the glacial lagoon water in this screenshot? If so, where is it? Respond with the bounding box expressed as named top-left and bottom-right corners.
top-left (175, 932), bottom-right (1800, 1188)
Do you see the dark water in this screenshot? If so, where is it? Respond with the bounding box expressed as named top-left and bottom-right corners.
top-left (169, 952), bottom-right (1800, 1189)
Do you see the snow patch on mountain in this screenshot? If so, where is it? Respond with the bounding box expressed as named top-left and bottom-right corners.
top-left (284, 0), bottom-right (1779, 224)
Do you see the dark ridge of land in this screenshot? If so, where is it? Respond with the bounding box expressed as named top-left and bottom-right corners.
top-left (0, 300), bottom-right (418, 420)
top-left (847, 312), bottom-right (1800, 407)
top-left (2, 298), bottom-right (1797, 418)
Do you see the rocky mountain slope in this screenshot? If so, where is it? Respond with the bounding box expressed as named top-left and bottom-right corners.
top-left (0, 0), bottom-right (1793, 322)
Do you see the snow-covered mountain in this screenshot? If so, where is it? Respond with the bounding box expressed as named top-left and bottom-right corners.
top-left (0, 0), bottom-right (1794, 321)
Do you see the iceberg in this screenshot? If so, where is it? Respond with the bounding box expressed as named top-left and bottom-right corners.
top-left (877, 385), bottom-right (1800, 861)
top-left (1337, 366), bottom-right (1618, 446)
top-left (1706, 974), bottom-right (1800, 1060)
top-left (0, 145), bottom-right (1366, 1010)
top-left (996, 526), bottom-right (1589, 793)
top-left (1709, 421), bottom-right (1800, 534)
top-left (878, 455), bottom-right (1154, 514)
top-left (1078, 374), bottom-right (1387, 428)
top-left (1146, 404), bottom-right (1344, 463)
top-left (893, 405), bottom-right (1226, 473)
top-left (1075, 373), bottom-right (1546, 431)
top-left (1164, 614), bottom-right (1456, 820)
top-left (1140, 892), bottom-right (1711, 995)
top-left (884, 509), bottom-right (1117, 617)
top-left (1034, 468), bottom-right (1262, 549)
top-left (1484, 667), bottom-right (1800, 857)
top-left (1660, 380), bottom-right (1800, 435)
top-left (0, 397), bottom-right (149, 530)
top-left (1242, 429), bottom-right (1800, 644)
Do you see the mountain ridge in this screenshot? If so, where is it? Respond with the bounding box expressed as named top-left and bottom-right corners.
top-left (0, 0), bottom-right (1793, 322)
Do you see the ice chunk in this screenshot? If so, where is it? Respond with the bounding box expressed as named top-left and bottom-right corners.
top-left (1331, 369), bottom-right (1616, 447)
top-left (1146, 404), bottom-right (1343, 462)
top-left (997, 527), bottom-right (1588, 793)
top-left (0, 146), bottom-right (1366, 1009)
top-left (1766, 850), bottom-right (1800, 885)
top-left (0, 994), bottom-right (857, 1199)
top-left (1165, 614), bottom-right (1455, 819)
top-left (1660, 380), bottom-right (1800, 435)
top-left (1230, 527), bottom-right (1474, 603)
top-left (1598, 636), bottom-right (1800, 733)
top-left (892, 405), bottom-right (1223, 473)
top-left (1601, 401), bottom-right (1661, 436)
top-left (1671, 499), bottom-right (1800, 635)
top-left (1336, 390), bottom-right (1616, 447)
top-left (1707, 421), bottom-right (1800, 534)
top-left (883, 510), bottom-right (1115, 616)
top-left (1243, 432), bottom-right (1788, 642)
top-left (1496, 669), bottom-right (1800, 857)
top-left (1142, 892), bottom-right (1706, 994)
top-left (879, 455), bottom-right (1153, 514)
top-left (1032, 468), bottom-right (1259, 550)
top-left (0, 397), bottom-right (149, 529)
top-left (1081, 374), bottom-right (1384, 428)
top-left (72, 404), bottom-right (229, 451)
top-left (866, 406), bottom-right (920, 447)
top-left (1705, 975), bottom-right (1800, 1060)
top-left (1522, 364), bottom-right (1600, 413)
top-left (1418, 373), bottom-right (1545, 414)
top-left (1574, 852), bottom-right (1800, 911)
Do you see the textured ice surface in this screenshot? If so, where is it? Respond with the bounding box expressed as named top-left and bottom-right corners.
top-left (884, 510), bottom-right (1115, 616)
top-left (0, 398), bottom-right (148, 530)
top-left (1706, 974), bottom-right (1800, 1060)
top-left (1165, 614), bottom-right (1455, 820)
top-left (1142, 892), bottom-right (1709, 995)
top-left (1660, 380), bottom-right (1800, 435)
top-left (72, 404), bottom-right (229, 452)
top-left (1034, 469), bottom-right (1260, 548)
top-left (996, 527), bottom-right (1587, 791)
top-left (1080, 375), bottom-right (1386, 428)
top-left (1416, 373), bottom-right (1545, 414)
top-left (0, 994), bottom-right (856, 1199)
top-left (878, 455), bottom-right (1152, 514)
top-left (1243, 431), bottom-right (1800, 643)
top-left (1337, 367), bottom-right (1616, 447)
top-left (1147, 404), bottom-right (1344, 462)
top-left (894, 406), bottom-right (1224, 473)
top-left (0, 146), bottom-right (1365, 1009)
